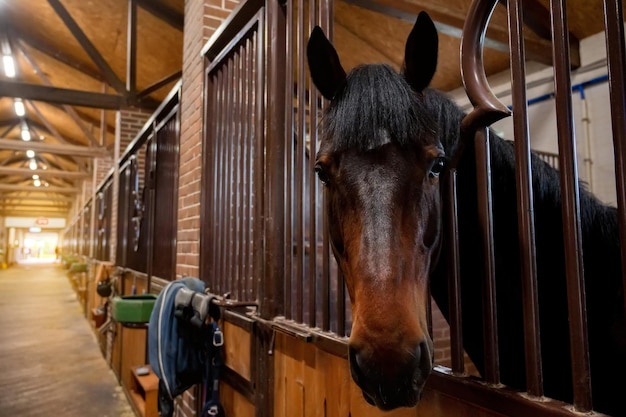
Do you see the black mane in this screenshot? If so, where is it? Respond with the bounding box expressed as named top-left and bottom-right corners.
top-left (322, 64), bottom-right (438, 152)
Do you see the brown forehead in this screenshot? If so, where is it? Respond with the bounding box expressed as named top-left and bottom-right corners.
top-left (316, 142), bottom-right (442, 165)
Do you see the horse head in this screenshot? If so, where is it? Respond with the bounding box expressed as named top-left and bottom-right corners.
top-left (308, 12), bottom-right (443, 410)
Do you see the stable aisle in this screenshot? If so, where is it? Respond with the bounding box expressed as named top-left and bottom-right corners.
top-left (0, 261), bottom-right (134, 417)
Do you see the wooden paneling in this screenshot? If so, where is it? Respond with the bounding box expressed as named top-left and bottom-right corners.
top-left (120, 326), bottom-right (148, 390)
top-left (223, 320), bottom-right (252, 381)
top-left (220, 382), bottom-right (255, 417)
top-left (273, 332), bottom-right (509, 417)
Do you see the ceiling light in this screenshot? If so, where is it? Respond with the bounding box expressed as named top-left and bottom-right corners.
top-left (14, 99), bottom-right (25, 117)
top-left (3, 55), bottom-right (15, 78)
top-left (26, 150), bottom-right (35, 158)
top-left (32, 174), bottom-right (39, 180)
top-left (21, 128), bottom-right (31, 141)
top-left (33, 179), bottom-right (41, 187)
top-left (29, 159), bottom-right (37, 170)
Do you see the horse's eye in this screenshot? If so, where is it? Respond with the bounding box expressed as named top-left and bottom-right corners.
top-left (315, 164), bottom-right (330, 186)
top-left (429, 157), bottom-right (446, 178)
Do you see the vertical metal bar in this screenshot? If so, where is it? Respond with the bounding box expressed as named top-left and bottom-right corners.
top-left (549, 0), bottom-right (592, 410)
top-left (241, 38), bottom-right (251, 300)
top-left (307, 0), bottom-right (319, 328)
top-left (444, 169), bottom-right (464, 373)
top-left (234, 48), bottom-right (243, 300)
top-left (217, 67), bottom-right (228, 293)
top-left (246, 36), bottom-right (255, 300)
top-left (295, 0), bottom-right (306, 324)
top-left (262, 3), bottom-right (286, 318)
top-left (284, 0), bottom-right (294, 320)
top-left (211, 69), bottom-right (222, 288)
top-left (225, 57), bottom-right (235, 293)
top-left (603, 0), bottom-right (626, 322)
top-left (508, 0), bottom-right (543, 397)
top-left (319, 0), bottom-right (331, 332)
top-left (474, 127), bottom-right (499, 384)
top-left (126, 0), bottom-right (137, 95)
top-left (254, 24), bottom-right (264, 304)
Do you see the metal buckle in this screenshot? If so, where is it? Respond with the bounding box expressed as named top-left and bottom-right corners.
top-left (213, 328), bottom-right (224, 347)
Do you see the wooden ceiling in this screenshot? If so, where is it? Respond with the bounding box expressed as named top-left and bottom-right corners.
top-left (0, 0), bottom-right (612, 218)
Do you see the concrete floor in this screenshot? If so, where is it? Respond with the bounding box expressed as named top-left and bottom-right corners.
top-left (0, 261), bottom-right (135, 417)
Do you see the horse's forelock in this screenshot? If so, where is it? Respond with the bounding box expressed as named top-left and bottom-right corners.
top-left (321, 64), bottom-right (440, 152)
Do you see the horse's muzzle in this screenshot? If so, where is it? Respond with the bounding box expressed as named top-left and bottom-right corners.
top-left (348, 340), bottom-right (433, 410)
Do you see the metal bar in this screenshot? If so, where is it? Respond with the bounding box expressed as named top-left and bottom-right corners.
top-left (47, 0), bottom-right (126, 94)
top-left (308, 0), bottom-right (318, 329)
top-left (234, 48), bottom-right (243, 299)
top-left (474, 128), bottom-right (500, 384)
top-left (508, 0), bottom-right (543, 397)
top-left (262, 2), bottom-right (285, 319)
top-left (0, 80), bottom-right (125, 110)
top-left (444, 169), bottom-right (464, 373)
top-left (240, 40), bottom-right (249, 299)
top-left (603, 0), bottom-right (626, 323)
top-left (549, 0), bottom-right (592, 410)
top-left (284, 0), bottom-right (294, 321)
top-left (127, 0), bottom-right (137, 95)
top-left (0, 138), bottom-right (108, 157)
top-left (225, 56), bottom-right (234, 296)
top-left (295, 0), bottom-right (306, 324)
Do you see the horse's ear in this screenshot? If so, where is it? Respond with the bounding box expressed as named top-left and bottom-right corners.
top-left (404, 11), bottom-right (438, 92)
top-left (307, 26), bottom-right (347, 100)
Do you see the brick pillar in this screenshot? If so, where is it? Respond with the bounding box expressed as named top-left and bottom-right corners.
top-left (178, 0), bottom-right (240, 278)
top-left (175, 1), bottom-right (239, 416)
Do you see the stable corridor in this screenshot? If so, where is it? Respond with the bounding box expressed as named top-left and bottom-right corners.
top-left (0, 262), bottom-right (134, 417)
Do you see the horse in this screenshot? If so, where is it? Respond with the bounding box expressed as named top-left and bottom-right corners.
top-left (307, 12), bottom-right (625, 415)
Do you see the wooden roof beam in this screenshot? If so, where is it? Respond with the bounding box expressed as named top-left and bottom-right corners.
top-left (0, 183), bottom-right (79, 193)
top-left (346, 0), bottom-right (579, 67)
top-left (15, 40), bottom-right (99, 147)
top-left (135, 0), bottom-right (184, 31)
top-left (0, 137), bottom-right (109, 158)
top-left (47, 0), bottom-right (127, 94)
top-left (0, 80), bottom-right (126, 109)
top-left (0, 193), bottom-right (75, 203)
top-left (9, 26), bottom-right (104, 82)
top-left (0, 166), bottom-right (89, 179)
top-left (137, 70), bottom-right (182, 101)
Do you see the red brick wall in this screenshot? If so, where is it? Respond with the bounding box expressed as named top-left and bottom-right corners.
top-left (176, 1), bottom-right (239, 415)
top-left (178, 0), bottom-right (240, 277)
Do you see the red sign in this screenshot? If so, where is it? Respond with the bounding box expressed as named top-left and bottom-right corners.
top-left (35, 218), bottom-right (49, 225)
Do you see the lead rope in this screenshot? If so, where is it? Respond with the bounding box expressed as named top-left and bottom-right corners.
top-left (202, 321), bottom-right (225, 416)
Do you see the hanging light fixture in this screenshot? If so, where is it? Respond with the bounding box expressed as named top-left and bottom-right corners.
top-left (2, 55), bottom-right (15, 78)
top-left (14, 99), bottom-right (25, 117)
top-left (29, 158), bottom-right (37, 170)
top-left (26, 150), bottom-right (35, 158)
top-left (33, 178), bottom-right (41, 187)
top-left (32, 174), bottom-right (39, 180)
top-left (21, 127), bottom-right (31, 141)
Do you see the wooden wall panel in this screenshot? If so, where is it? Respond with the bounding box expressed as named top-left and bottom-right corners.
top-left (273, 333), bottom-right (507, 417)
top-left (223, 321), bottom-right (251, 381)
top-left (221, 382), bottom-right (255, 417)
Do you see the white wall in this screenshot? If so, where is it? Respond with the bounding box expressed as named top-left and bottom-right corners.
top-left (449, 28), bottom-right (620, 207)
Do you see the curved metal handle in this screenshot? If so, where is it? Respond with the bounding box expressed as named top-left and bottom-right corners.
top-left (460, 0), bottom-right (511, 134)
